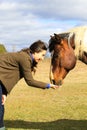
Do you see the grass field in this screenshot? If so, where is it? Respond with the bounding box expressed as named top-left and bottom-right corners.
top-left (4, 58), bottom-right (87, 130)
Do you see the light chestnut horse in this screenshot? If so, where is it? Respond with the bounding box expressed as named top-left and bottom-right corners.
top-left (49, 32), bottom-right (87, 86)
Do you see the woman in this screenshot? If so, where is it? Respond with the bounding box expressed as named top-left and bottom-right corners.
top-left (0, 40), bottom-right (59, 130)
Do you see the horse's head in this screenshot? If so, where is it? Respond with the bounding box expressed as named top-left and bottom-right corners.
top-left (49, 32), bottom-right (76, 86)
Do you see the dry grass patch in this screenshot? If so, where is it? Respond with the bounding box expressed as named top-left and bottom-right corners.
top-left (4, 58), bottom-right (87, 130)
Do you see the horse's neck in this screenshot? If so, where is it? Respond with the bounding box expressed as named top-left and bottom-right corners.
top-left (75, 42), bottom-right (87, 64)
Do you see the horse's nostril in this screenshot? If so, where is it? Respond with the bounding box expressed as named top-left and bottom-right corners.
top-left (51, 80), bottom-right (55, 85)
top-left (52, 80), bottom-right (55, 85)
top-left (51, 79), bottom-right (62, 85)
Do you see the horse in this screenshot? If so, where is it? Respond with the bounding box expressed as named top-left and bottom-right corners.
top-left (48, 32), bottom-right (78, 86)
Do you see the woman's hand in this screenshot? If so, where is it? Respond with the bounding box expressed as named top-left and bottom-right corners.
top-left (50, 84), bottom-right (61, 89)
top-left (2, 95), bottom-right (7, 105)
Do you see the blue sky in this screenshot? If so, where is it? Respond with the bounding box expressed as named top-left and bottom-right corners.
top-left (0, 0), bottom-right (87, 51)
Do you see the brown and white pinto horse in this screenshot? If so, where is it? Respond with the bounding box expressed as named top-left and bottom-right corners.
top-left (49, 32), bottom-right (77, 86)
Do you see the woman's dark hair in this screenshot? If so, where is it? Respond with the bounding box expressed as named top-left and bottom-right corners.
top-left (21, 40), bottom-right (47, 54)
top-left (30, 40), bottom-right (47, 54)
top-left (21, 40), bottom-right (47, 73)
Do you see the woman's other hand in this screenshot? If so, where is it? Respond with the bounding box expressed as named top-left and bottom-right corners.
top-left (2, 95), bottom-right (7, 105)
top-left (50, 84), bottom-right (61, 89)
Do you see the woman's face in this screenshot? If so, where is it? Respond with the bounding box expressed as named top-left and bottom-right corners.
top-left (32, 50), bottom-right (47, 63)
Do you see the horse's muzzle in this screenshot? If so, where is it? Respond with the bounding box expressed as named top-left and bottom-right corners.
top-left (56, 80), bottom-right (63, 86)
top-left (51, 79), bottom-right (63, 86)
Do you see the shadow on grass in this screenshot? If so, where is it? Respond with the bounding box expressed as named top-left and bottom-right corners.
top-left (5, 119), bottom-right (87, 130)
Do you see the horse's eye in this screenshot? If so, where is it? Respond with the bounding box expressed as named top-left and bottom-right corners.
top-left (60, 43), bottom-right (63, 46)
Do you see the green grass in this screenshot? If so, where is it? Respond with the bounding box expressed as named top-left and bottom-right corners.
top-left (4, 59), bottom-right (87, 130)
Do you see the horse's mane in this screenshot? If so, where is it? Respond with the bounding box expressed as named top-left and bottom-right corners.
top-left (49, 33), bottom-right (70, 52)
top-left (68, 27), bottom-right (87, 59)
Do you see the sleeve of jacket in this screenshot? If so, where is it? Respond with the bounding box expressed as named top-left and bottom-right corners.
top-left (19, 53), bottom-right (48, 89)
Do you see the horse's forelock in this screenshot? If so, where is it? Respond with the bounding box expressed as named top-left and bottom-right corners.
top-left (49, 34), bottom-right (61, 52)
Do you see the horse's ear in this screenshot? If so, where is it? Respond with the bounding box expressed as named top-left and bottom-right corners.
top-left (54, 33), bottom-right (57, 37)
top-left (54, 33), bottom-right (61, 42)
top-left (50, 35), bottom-right (53, 38)
top-left (54, 33), bottom-right (60, 38)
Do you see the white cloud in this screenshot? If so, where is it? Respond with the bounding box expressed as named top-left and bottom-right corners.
top-left (0, 0), bottom-right (87, 51)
